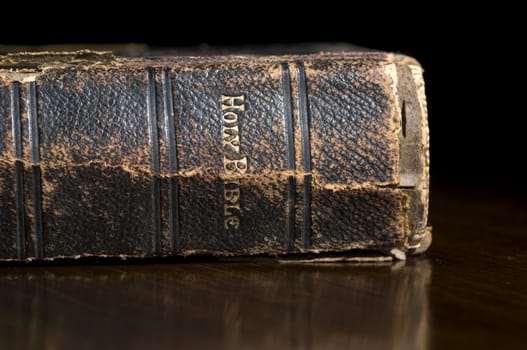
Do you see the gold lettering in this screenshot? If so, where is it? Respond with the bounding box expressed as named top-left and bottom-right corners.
top-left (225, 216), bottom-right (240, 229)
top-left (221, 95), bottom-right (245, 111)
top-left (222, 111), bottom-right (239, 124)
top-left (223, 126), bottom-right (240, 152)
top-left (224, 203), bottom-right (240, 216)
top-left (224, 186), bottom-right (241, 204)
top-left (221, 95), bottom-right (246, 230)
top-left (224, 156), bottom-right (247, 175)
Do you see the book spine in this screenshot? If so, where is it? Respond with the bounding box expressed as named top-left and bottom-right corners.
top-left (0, 54), bottom-right (429, 261)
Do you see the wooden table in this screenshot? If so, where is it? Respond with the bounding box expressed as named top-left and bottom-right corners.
top-left (1, 185), bottom-right (526, 350)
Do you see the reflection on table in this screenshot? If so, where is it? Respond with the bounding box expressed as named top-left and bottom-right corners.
top-left (0, 259), bottom-right (430, 350)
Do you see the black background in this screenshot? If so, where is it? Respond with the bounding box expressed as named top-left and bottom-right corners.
top-left (1, 5), bottom-right (521, 193)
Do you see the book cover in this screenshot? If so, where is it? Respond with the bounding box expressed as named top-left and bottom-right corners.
top-left (0, 49), bottom-right (430, 262)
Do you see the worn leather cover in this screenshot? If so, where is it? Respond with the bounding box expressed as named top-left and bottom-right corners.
top-left (0, 50), bottom-right (430, 261)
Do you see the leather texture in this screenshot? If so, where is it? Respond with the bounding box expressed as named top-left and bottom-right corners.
top-left (0, 51), bottom-right (430, 261)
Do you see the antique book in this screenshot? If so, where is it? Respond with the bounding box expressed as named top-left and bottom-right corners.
top-left (0, 49), bottom-right (430, 262)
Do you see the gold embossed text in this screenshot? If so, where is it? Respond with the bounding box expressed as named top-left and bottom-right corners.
top-left (221, 95), bottom-right (247, 229)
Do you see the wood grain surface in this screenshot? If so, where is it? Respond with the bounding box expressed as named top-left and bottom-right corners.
top-left (0, 185), bottom-right (525, 350)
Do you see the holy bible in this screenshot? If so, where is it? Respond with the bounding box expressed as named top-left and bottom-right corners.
top-left (0, 49), bottom-right (430, 262)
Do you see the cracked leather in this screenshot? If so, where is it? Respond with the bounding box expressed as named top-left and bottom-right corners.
top-left (0, 50), bottom-right (430, 261)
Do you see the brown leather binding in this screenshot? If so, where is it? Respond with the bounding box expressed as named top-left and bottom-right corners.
top-left (0, 50), bottom-right (430, 261)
